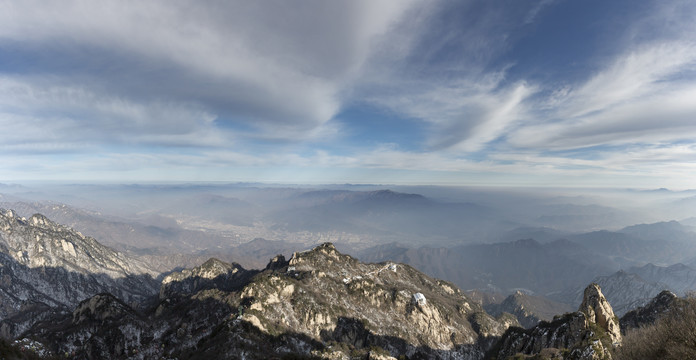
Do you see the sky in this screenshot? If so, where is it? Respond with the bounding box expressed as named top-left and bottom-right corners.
top-left (1, 0), bottom-right (696, 188)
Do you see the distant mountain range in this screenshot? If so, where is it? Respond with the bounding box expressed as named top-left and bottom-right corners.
top-left (4, 185), bottom-right (681, 256)
top-left (589, 262), bottom-right (696, 316)
top-left (357, 220), bottom-right (696, 313)
top-left (0, 211), bottom-right (517, 358)
top-left (0, 209), bottom-right (694, 359)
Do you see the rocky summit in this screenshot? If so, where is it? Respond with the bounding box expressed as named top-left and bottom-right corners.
top-left (1, 210), bottom-right (689, 360)
top-left (0, 209), bottom-right (159, 339)
top-left (18, 242), bottom-right (520, 359)
top-left (578, 284), bottom-right (621, 345)
top-left (619, 290), bottom-right (678, 333)
top-left (490, 283), bottom-right (620, 360)
top-left (235, 242), bottom-right (517, 357)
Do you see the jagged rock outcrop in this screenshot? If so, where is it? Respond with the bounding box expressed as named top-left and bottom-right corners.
top-left (159, 257), bottom-right (254, 299)
top-left (237, 242), bottom-right (515, 358)
top-left (486, 291), bottom-right (573, 329)
top-left (29, 293), bottom-right (149, 359)
top-left (579, 284), bottom-right (621, 345)
top-left (619, 290), bottom-right (678, 333)
top-left (490, 283), bottom-right (620, 360)
top-left (582, 270), bottom-right (666, 316)
top-left (23, 242), bottom-right (518, 359)
top-left (0, 209), bottom-right (156, 277)
top-left (0, 209), bottom-right (159, 339)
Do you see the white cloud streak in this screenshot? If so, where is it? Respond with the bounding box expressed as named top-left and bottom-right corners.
top-left (0, 75), bottom-right (226, 151)
top-left (510, 41), bottom-right (696, 149)
top-left (1, 0), bottom-right (696, 188)
top-left (0, 0), bottom-right (421, 142)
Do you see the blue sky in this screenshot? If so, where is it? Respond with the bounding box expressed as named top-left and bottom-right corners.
top-left (1, 0), bottom-right (695, 188)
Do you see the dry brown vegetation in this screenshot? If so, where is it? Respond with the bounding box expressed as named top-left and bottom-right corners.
top-left (617, 296), bottom-right (696, 360)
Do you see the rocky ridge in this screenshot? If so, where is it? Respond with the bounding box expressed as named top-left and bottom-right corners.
top-left (22, 242), bottom-right (519, 359)
top-left (0, 209), bottom-right (159, 339)
top-left (619, 290), bottom-right (678, 333)
top-left (238, 243), bottom-right (516, 355)
top-left (584, 270), bottom-right (666, 316)
top-left (485, 291), bottom-right (573, 329)
top-left (0, 209), bottom-right (156, 278)
top-left (159, 257), bottom-right (254, 299)
top-left (490, 283), bottom-right (620, 360)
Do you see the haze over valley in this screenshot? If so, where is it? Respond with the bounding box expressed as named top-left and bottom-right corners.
top-left (3, 182), bottom-right (696, 308)
top-left (2, 0), bottom-right (696, 358)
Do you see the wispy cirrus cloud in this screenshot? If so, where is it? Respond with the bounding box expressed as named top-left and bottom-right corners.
top-left (0, 0), bottom-right (421, 144)
top-left (0, 75), bottom-right (225, 152)
top-left (1, 0), bottom-right (696, 188)
top-left (510, 41), bottom-right (696, 150)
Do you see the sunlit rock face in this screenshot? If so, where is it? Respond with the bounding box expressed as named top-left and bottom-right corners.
top-left (491, 283), bottom-right (621, 360)
top-left (235, 242), bottom-right (515, 358)
top-left (0, 209), bottom-right (159, 339)
top-left (21, 242), bottom-right (518, 359)
top-left (0, 209), bottom-right (156, 278)
top-left (579, 283), bottom-right (622, 345)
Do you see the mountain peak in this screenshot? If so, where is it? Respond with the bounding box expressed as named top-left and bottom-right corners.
top-left (160, 257), bottom-right (252, 299)
top-left (579, 283), bottom-right (622, 345)
top-left (314, 241), bottom-right (337, 252)
top-left (493, 283), bottom-right (622, 359)
top-left (28, 213), bottom-right (52, 228)
top-left (238, 244), bottom-right (513, 356)
top-left (72, 293), bottom-right (136, 325)
top-left (0, 208), bottom-right (18, 219)
top-left (620, 290), bottom-right (679, 333)
top-left (288, 242), bottom-right (343, 266)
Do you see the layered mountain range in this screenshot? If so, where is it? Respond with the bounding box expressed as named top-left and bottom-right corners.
top-left (0, 209), bottom-right (694, 359)
top-left (18, 243), bottom-right (520, 359)
top-left (357, 219), bottom-right (696, 311)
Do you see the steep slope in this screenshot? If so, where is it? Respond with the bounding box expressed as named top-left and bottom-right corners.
top-left (0, 209), bottom-right (159, 338)
top-left (579, 270), bottom-right (666, 316)
top-left (619, 290), bottom-right (678, 333)
top-left (490, 284), bottom-right (621, 360)
top-left (24, 243), bottom-right (518, 359)
top-left (0, 201), bottom-right (230, 259)
top-left (485, 291), bottom-right (573, 328)
top-left (583, 263), bottom-right (696, 317)
top-left (0, 209), bottom-right (155, 277)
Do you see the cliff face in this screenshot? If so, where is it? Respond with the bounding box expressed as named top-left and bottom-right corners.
top-left (23, 242), bottom-right (518, 359)
top-left (579, 284), bottom-right (621, 345)
top-left (159, 257), bottom-right (254, 300)
top-left (0, 210), bottom-right (155, 277)
top-left (490, 283), bottom-right (620, 360)
top-left (236, 242), bottom-right (515, 357)
top-left (0, 209), bottom-right (159, 339)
